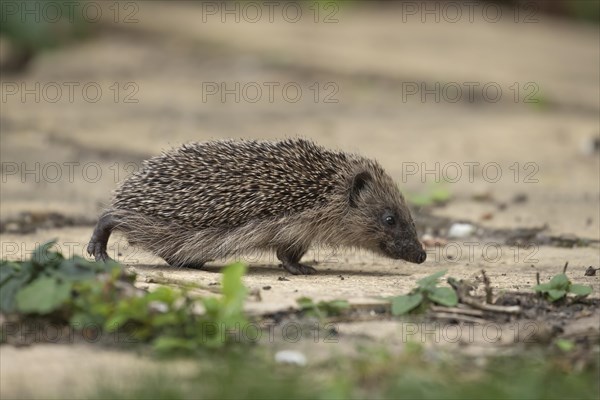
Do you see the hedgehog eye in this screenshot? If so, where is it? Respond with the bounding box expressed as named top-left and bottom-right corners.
top-left (384, 215), bottom-right (396, 226)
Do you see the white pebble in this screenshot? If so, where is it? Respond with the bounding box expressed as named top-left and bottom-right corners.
top-left (448, 223), bottom-right (476, 238)
top-left (275, 350), bottom-right (307, 366)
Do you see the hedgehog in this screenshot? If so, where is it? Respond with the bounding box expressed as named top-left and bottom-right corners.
top-left (87, 138), bottom-right (426, 275)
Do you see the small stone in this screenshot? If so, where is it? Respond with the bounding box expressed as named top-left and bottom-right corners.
top-left (448, 223), bottom-right (476, 238)
top-left (512, 193), bottom-right (528, 204)
top-left (480, 212), bottom-right (494, 221)
top-left (472, 192), bottom-right (494, 202)
top-left (278, 277), bottom-right (290, 281)
top-left (5, 222), bottom-right (20, 233)
top-left (275, 350), bottom-right (307, 366)
top-left (262, 286), bottom-right (272, 290)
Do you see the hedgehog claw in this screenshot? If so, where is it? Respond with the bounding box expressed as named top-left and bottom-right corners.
top-left (281, 262), bottom-right (317, 275)
top-left (87, 241), bottom-right (113, 263)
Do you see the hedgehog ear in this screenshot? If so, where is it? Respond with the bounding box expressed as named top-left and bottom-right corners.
top-left (349, 171), bottom-right (371, 208)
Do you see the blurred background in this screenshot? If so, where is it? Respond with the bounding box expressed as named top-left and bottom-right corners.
top-left (1, 0), bottom-right (599, 240)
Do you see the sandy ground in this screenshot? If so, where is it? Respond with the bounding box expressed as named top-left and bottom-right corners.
top-left (1, 2), bottom-right (599, 397)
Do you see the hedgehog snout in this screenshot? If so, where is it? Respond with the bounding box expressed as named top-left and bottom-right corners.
top-left (388, 239), bottom-right (426, 264)
top-left (406, 247), bottom-right (427, 264)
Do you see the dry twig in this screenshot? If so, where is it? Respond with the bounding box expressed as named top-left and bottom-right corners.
top-left (430, 305), bottom-right (484, 317)
top-left (481, 269), bottom-right (493, 304)
top-left (432, 312), bottom-right (489, 325)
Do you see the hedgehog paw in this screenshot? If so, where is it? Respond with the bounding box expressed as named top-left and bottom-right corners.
top-left (87, 241), bottom-right (113, 263)
top-left (281, 262), bottom-right (317, 275)
top-left (88, 213), bottom-right (116, 264)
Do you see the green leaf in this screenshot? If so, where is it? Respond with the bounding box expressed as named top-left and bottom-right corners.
top-left (407, 194), bottom-right (434, 207)
top-left (319, 299), bottom-right (350, 315)
top-left (297, 297), bottom-right (315, 309)
top-left (147, 287), bottom-right (177, 304)
top-left (428, 287), bottom-right (458, 307)
top-left (298, 297), bottom-right (350, 317)
top-left (548, 274), bottom-right (570, 290)
top-left (547, 289), bottom-right (566, 301)
top-left (31, 239), bottom-right (61, 267)
top-left (56, 259), bottom-right (97, 281)
top-left (391, 293), bottom-right (423, 315)
top-left (406, 184), bottom-right (451, 207)
top-left (104, 314), bottom-right (130, 332)
top-left (0, 272), bottom-right (31, 313)
top-left (202, 297), bottom-right (221, 315)
top-left (221, 262), bottom-right (247, 315)
top-left (153, 336), bottom-right (197, 353)
top-left (152, 313), bottom-right (181, 327)
top-left (70, 311), bottom-right (102, 328)
top-left (0, 262), bottom-right (19, 286)
top-left (532, 283), bottom-right (552, 292)
top-left (431, 187), bottom-right (451, 203)
top-left (16, 276), bottom-right (72, 314)
top-left (416, 270), bottom-right (447, 288)
top-left (569, 284), bottom-right (592, 296)
top-left (555, 338), bottom-right (575, 352)
top-left (222, 262), bottom-right (247, 295)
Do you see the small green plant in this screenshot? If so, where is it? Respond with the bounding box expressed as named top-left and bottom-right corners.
top-left (71, 262), bottom-right (248, 352)
top-left (405, 182), bottom-right (452, 207)
top-left (297, 297), bottom-right (350, 318)
top-left (390, 270), bottom-right (458, 315)
top-left (555, 338), bottom-right (576, 352)
top-left (533, 273), bottom-right (592, 302)
top-left (1, 240), bottom-right (249, 352)
top-left (152, 262), bottom-right (248, 351)
top-left (0, 0), bottom-right (94, 71)
top-left (0, 239), bottom-right (121, 314)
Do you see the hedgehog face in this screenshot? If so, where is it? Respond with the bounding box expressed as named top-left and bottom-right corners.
top-left (375, 208), bottom-right (426, 264)
top-left (347, 170), bottom-right (426, 264)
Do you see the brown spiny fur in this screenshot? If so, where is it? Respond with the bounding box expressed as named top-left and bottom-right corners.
top-left (88, 138), bottom-right (426, 274)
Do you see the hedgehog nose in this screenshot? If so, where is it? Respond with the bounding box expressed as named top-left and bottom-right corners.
top-left (415, 250), bottom-right (427, 264)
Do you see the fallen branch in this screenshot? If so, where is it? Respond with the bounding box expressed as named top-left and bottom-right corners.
top-left (448, 277), bottom-right (522, 315)
top-left (460, 299), bottom-right (521, 315)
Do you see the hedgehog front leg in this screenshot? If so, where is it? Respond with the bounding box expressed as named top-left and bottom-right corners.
top-left (276, 245), bottom-right (316, 275)
top-left (87, 213), bottom-right (117, 263)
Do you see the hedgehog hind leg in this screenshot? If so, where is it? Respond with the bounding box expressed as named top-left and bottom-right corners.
top-left (87, 213), bottom-right (117, 263)
top-left (276, 245), bottom-right (316, 275)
